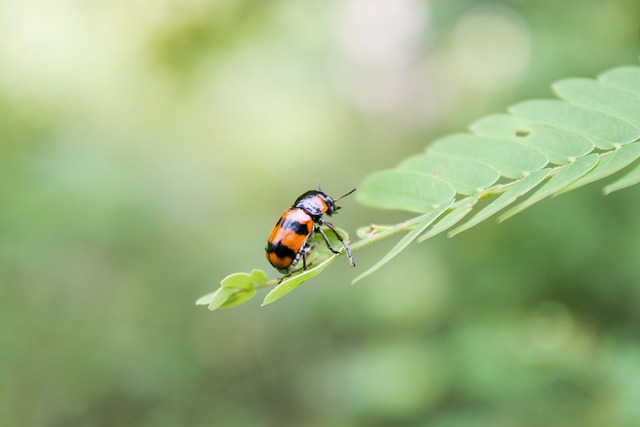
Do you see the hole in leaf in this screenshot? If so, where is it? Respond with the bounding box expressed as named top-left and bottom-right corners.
top-left (515, 129), bottom-right (531, 137)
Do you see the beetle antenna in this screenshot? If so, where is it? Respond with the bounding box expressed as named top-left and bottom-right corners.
top-left (334, 188), bottom-right (356, 202)
top-left (316, 179), bottom-right (321, 191)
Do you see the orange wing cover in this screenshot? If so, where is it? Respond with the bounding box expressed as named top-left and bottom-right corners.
top-left (266, 208), bottom-right (314, 271)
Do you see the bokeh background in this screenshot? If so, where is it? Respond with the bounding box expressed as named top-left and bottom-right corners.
top-left (2, 0), bottom-right (640, 426)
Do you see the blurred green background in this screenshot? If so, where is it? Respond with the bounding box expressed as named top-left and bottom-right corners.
top-left (2, 0), bottom-right (640, 426)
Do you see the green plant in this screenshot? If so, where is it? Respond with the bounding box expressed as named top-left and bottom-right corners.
top-left (197, 65), bottom-right (640, 310)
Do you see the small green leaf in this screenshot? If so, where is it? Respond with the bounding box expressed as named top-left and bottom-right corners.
top-left (558, 142), bottom-right (640, 194)
top-left (603, 163), bottom-right (640, 195)
top-left (553, 78), bottom-right (640, 125)
top-left (220, 272), bottom-right (255, 290)
top-left (449, 169), bottom-right (550, 237)
top-left (499, 154), bottom-right (599, 221)
top-left (198, 269), bottom-right (267, 309)
top-left (220, 289), bottom-right (257, 308)
top-left (398, 153), bottom-right (500, 195)
top-left (509, 99), bottom-right (640, 150)
top-left (358, 169), bottom-right (456, 213)
top-left (195, 291), bottom-right (217, 306)
top-left (351, 199), bottom-right (453, 284)
top-left (599, 66), bottom-right (640, 93)
top-left (429, 133), bottom-right (549, 179)
top-left (417, 195), bottom-right (481, 243)
top-left (250, 269), bottom-right (268, 284)
top-left (262, 255), bottom-right (337, 306)
top-left (470, 114), bottom-right (594, 165)
top-left (208, 287), bottom-right (235, 311)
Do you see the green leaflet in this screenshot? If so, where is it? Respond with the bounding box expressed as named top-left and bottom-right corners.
top-left (470, 114), bottom-right (594, 165)
top-left (599, 66), bottom-right (640, 93)
top-left (221, 272), bottom-right (258, 290)
top-left (498, 154), bottom-right (599, 221)
top-left (220, 289), bottom-right (258, 309)
top-left (357, 170), bottom-right (456, 213)
top-left (428, 133), bottom-right (549, 179)
top-left (554, 78), bottom-right (640, 125)
top-left (559, 142), bottom-right (640, 194)
top-left (398, 153), bottom-right (500, 195)
top-left (195, 290), bottom-right (219, 306)
top-left (603, 163), bottom-right (640, 195)
top-left (509, 100), bottom-right (640, 150)
top-left (262, 255), bottom-right (337, 306)
top-left (196, 269), bottom-right (268, 310)
top-left (351, 200), bottom-right (453, 285)
top-left (448, 169), bottom-right (550, 237)
top-left (417, 195), bottom-right (482, 243)
top-left (201, 287), bottom-right (234, 311)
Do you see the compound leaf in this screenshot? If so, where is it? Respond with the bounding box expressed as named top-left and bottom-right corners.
top-left (354, 66), bottom-right (640, 280)
top-left (198, 66), bottom-right (640, 309)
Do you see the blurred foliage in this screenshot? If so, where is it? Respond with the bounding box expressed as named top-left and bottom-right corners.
top-left (1, 0), bottom-right (639, 426)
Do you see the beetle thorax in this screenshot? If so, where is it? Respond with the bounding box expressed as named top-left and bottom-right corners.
top-left (294, 191), bottom-right (335, 219)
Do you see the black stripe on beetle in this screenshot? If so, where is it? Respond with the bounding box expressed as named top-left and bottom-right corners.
top-left (281, 218), bottom-right (310, 235)
top-left (266, 241), bottom-right (297, 259)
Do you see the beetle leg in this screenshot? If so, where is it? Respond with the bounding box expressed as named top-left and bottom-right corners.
top-left (315, 226), bottom-right (341, 254)
top-left (317, 219), bottom-right (356, 267)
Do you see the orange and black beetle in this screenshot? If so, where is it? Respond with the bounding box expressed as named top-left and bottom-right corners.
top-left (265, 189), bottom-right (356, 274)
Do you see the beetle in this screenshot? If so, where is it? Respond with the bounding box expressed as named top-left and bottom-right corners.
top-left (265, 188), bottom-right (356, 274)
